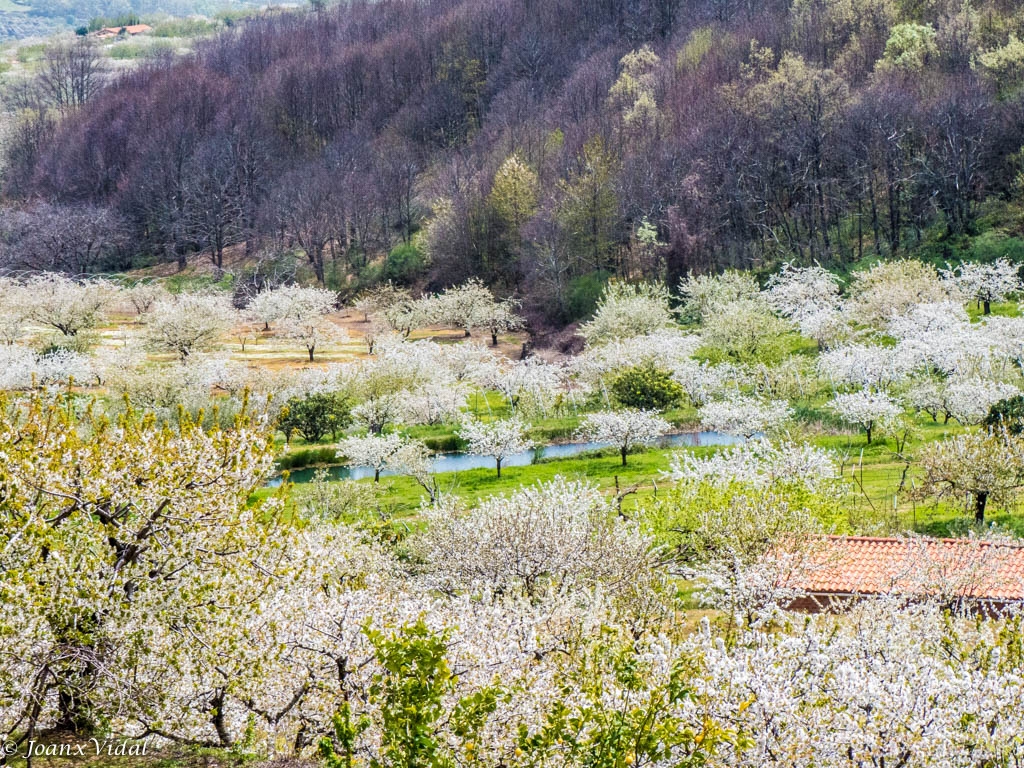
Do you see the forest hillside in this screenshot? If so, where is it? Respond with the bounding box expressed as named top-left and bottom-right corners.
top-left (4, 0), bottom-right (1024, 325)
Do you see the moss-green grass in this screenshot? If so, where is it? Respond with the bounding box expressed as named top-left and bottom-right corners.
top-left (264, 405), bottom-right (1024, 539)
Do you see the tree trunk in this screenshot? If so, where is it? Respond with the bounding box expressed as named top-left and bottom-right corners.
top-left (491, 331), bottom-right (498, 346)
top-left (620, 446), bottom-right (628, 466)
top-left (496, 458), bottom-right (502, 478)
top-left (308, 347), bottom-right (315, 362)
top-left (975, 491), bottom-right (988, 523)
top-left (374, 468), bottom-right (380, 482)
top-left (211, 690), bottom-right (233, 747)
top-left (866, 424), bottom-right (872, 444)
top-left (56, 688), bottom-right (93, 734)
top-left (984, 299), bottom-right (991, 315)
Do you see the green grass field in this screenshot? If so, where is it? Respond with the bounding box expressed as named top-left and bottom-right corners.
top-left (262, 406), bottom-right (1018, 540)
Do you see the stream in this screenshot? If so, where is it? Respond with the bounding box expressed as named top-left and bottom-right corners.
top-left (266, 430), bottom-right (741, 487)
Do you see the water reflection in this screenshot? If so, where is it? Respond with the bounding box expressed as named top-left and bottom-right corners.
top-left (266, 431), bottom-right (741, 487)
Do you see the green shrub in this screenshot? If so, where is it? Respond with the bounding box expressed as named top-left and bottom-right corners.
top-left (108, 40), bottom-right (174, 60)
top-left (278, 392), bottom-right (351, 443)
top-left (423, 434), bottom-right (464, 453)
top-left (970, 231), bottom-right (1024, 264)
top-left (151, 17), bottom-right (220, 37)
top-left (15, 44), bottom-right (45, 63)
top-left (276, 446), bottom-right (341, 470)
top-left (610, 362), bottom-right (683, 411)
top-left (984, 395), bottom-right (1024, 435)
top-left (384, 243), bottom-right (425, 285)
top-left (565, 271), bottom-right (611, 322)
top-left (88, 12), bottom-right (140, 30)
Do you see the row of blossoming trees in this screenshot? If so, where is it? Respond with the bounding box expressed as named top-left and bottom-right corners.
top-left (5, 391), bottom-right (1024, 764)
top-left (6, 259), bottom-right (1024, 763)
top-left (3, 261), bottom-right (1024, 507)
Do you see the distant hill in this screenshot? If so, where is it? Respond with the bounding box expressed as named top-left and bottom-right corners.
top-left (4, 0), bottom-right (1024, 325)
top-left (0, 0), bottom-right (264, 40)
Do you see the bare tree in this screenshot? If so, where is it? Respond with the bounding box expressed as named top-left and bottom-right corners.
top-left (271, 166), bottom-right (342, 285)
top-left (38, 38), bottom-right (105, 114)
top-left (2, 202), bottom-right (127, 273)
top-left (184, 135), bottom-right (244, 270)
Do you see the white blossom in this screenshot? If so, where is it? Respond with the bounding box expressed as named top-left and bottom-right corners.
top-left (698, 394), bottom-right (792, 438)
top-left (571, 330), bottom-right (701, 388)
top-left (765, 262), bottom-right (842, 323)
top-left (846, 259), bottom-right (951, 328)
top-left (818, 343), bottom-right (913, 390)
top-left (145, 293), bottom-right (236, 360)
top-left (678, 269), bottom-right (761, 323)
top-left (458, 416), bottom-right (533, 477)
top-left (414, 477), bottom-right (656, 597)
top-left (667, 438), bottom-right (840, 493)
top-left (398, 379), bottom-right (468, 425)
top-left (942, 258), bottom-right (1022, 311)
top-left (578, 281), bottom-right (676, 344)
top-left (829, 389), bottom-right (902, 443)
top-left (944, 377), bottom-right (1020, 425)
top-left (246, 283), bottom-right (336, 329)
top-left (576, 409), bottom-right (672, 465)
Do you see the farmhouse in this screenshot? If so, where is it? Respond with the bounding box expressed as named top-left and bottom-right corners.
top-left (94, 23), bottom-right (151, 39)
top-left (784, 535), bottom-right (1024, 613)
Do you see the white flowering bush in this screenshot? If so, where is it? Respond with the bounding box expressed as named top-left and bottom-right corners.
top-left (246, 283), bottom-right (336, 329)
top-left (576, 409), bottom-right (672, 465)
top-left (482, 357), bottom-right (565, 417)
top-left (279, 315), bottom-right (349, 361)
top-left (917, 429), bottom-right (1024, 522)
top-left (944, 377), bottom-right (1020, 425)
top-left (458, 415), bottom-right (533, 477)
top-left (942, 257), bottom-right (1022, 312)
top-left (0, 345), bottom-right (94, 390)
top-left (698, 394), bottom-right (792, 438)
top-left (846, 259), bottom-right (950, 327)
top-left (829, 389), bottom-right (902, 443)
top-left (670, 359), bottom-right (743, 406)
top-left (571, 329), bottom-right (701, 387)
top-left (578, 281), bottom-right (676, 343)
top-left (145, 292), bottom-right (236, 360)
top-left (413, 477), bottom-right (656, 598)
top-left (21, 272), bottom-right (119, 343)
top-left (398, 379), bottom-right (469, 425)
top-left (667, 438), bottom-right (840, 494)
top-left (766, 262), bottom-right (842, 319)
top-left (678, 269), bottom-right (761, 322)
top-left (818, 343), bottom-right (912, 390)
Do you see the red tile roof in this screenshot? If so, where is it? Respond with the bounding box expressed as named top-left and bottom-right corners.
top-left (785, 535), bottom-right (1024, 602)
top-left (95, 24), bottom-right (152, 37)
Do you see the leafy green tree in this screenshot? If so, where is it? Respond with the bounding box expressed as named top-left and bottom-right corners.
top-left (607, 45), bottom-right (661, 134)
top-left (566, 271), bottom-right (611, 322)
top-left (979, 35), bottom-right (1024, 97)
top-left (610, 362), bottom-right (683, 411)
top-left (558, 137), bottom-right (621, 273)
top-left (879, 23), bottom-right (937, 72)
top-left (384, 243), bottom-right (426, 285)
top-left (985, 395), bottom-right (1024, 436)
top-left (489, 154), bottom-right (539, 235)
top-left (487, 154), bottom-right (540, 282)
top-left (319, 621), bottom-right (500, 768)
top-left (516, 635), bottom-right (730, 768)
top-left (279, 392), bottom-right (351, 443)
